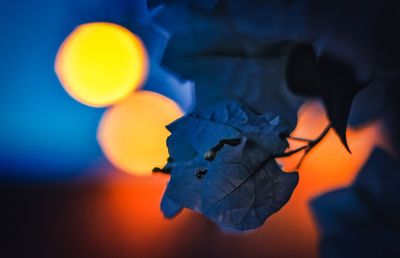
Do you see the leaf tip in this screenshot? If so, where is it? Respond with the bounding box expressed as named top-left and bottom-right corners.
top-left (335, 128), bottom-right (352, 154)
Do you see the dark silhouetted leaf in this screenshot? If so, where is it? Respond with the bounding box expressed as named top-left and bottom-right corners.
top-left (285, 42), bottom-right (319, 96)
top-left (160, 102), bottom-right (299, 230)
top-left (317, 53), bottom-right (373, 152)
top-left (154, 0), bottom-right (377, 153)
top-left (286, 50), bottom-right (375, 152)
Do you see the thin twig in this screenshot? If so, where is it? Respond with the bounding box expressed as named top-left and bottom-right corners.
top-left (286, 136), bottom-right (313, 143)
top-left (276, 123), bottom-right (332, 168)
top-left (273, 145), bottom-right (309, 158)
top-left (200, 124), bottom-right (333, 203)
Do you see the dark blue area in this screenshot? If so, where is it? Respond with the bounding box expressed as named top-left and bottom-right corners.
top-left (0, 0), bottom-right (106, 179)
top-left (312, 149), bottom-right (400, 258)
top-left (3, 0), bottom-right (399, 179)
top-left (0, 0), bottom-right (193, 179)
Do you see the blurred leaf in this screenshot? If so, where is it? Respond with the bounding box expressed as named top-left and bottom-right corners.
top-left (162, 31), bottom-right (312, 127)
top-left (311, 149), bottom-right (400, 258)
top-left (353, 148), bottom-right (400, 223)
top-left (311, 188), bottom-right (386, 258)
top-left (153, 2), bottom-right (311, 128)
top-left (154, 0), bottom-right (378, 153)
top-left (160, 102), bottom-right (298, 231)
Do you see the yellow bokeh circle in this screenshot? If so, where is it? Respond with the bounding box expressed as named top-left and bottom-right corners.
top-left (55, 22), bottom-right (148, 107)
top-left (97, 91), bottom-right (183, 175)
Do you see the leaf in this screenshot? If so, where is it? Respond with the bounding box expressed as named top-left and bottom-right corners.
top-left (163, 32), bottom-right (313, 128)
top-left (311, 188), bottom-right (384, 258)
top-left (152, 0), bottom-right (307, 38)
top-left (160, 101), bottom-right (299, 231)
top-left (154, 1), bottom-right (374, 152)
top-left (160, 196), bottom-right (183, 218)
top-left (201, 139), bottom-right (299, 230)
top-left (318, 53), bottom-right (373, 152)
top-left (353, 148), bottom-right (400, 221)
top-left (285, 42), bottom-right (319, 97)
top-left (347, 78), bottom-right (383, 127)
top-left (153, 2), bottom-right (314, 129)
top-left (287, 50), bottom-right (374, 152)
top-left (311, 149), bottom-right (400, 257)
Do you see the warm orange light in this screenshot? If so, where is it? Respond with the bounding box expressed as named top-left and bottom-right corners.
top-left (55, 22), bottom-right (148, 107)
top-left (274, 100), bottom-right (381, 257)
top-left (277, 101), bottom-right (380, 197)
top-left (88, 101), bottom-right (384, 258)
top-left (97, 91), bottom-right (183, 175)
top-left (79, 171), bottom-right (195, 256)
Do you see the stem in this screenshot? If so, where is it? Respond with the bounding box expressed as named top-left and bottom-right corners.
top-left (211, 125), bottom-right (332, 203)
top-left (308, 123), bottom-right (331, 148)
top-left (158, 123), bottom-right (333, 203)
top-left (286, 136), bottom-right (313, 143)
top-left (154, 124), bottom-right (331, 176)
top-left (274, 123), bottom-right (331, 168)
top-left (273, 145), bottom-right (309, 158)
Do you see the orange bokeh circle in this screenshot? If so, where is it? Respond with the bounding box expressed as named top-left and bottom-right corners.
top-left (97, 91), bottom-right (183, 175)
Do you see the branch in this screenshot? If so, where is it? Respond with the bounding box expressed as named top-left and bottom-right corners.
top-left (274, 123), bottom-right (332, 168)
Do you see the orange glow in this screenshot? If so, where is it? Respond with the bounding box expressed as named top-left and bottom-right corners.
top-left (81, 171), bottom-right (196, 257)
top-left (55, 22), bottom-right (148, 107)
top-left (277, 101), bottom-right (380, 196)
top-left (85, 101), bottom-right (384, 258)
top-left (97, 91), bottom-right (183, 175)
top-left (274, 100), bottom-right (381, 256)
